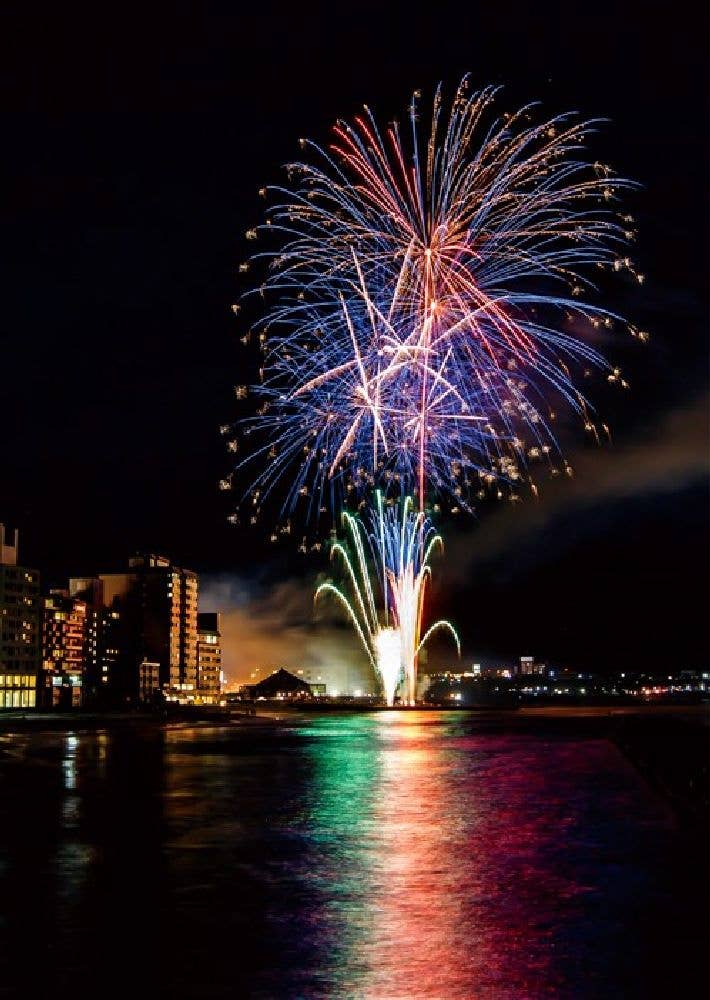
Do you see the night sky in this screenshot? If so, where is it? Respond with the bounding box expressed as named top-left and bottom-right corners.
top-left (2, 1), bottom-right (707, 677)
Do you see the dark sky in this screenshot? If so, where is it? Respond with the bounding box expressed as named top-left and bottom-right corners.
top-left (1, 0), bottom-right (708, 674)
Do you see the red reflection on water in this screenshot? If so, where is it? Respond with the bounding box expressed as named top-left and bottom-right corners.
top-left (354, 712), bottom-right (588, 998)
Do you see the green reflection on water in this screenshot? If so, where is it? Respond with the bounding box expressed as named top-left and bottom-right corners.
top-left (292, 714), bottom-right (383, 987)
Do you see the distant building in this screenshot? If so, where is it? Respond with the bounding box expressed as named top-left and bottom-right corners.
top-left (69, 553), bottom-right (199, 705)
top-left (0, 525), bottom-right (40, 709)
top-left (425, 669), bottom-right (519, 708)
top-left (520, 655), bottom-right (546, 676)
top-left (296, 667), bottom-right (326, 687)
top-left (138, 660), bottom-right (160, 704)
top-left (41, 591), bottom-right (90, 708)
top-left (196, 612), bottom-right (223, 704)
top-left (245, 668), bottom-right (312, 700)
top-left (97, 605), bottom-right (123, 700)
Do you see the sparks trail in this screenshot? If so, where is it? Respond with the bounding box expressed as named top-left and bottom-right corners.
top-left (315, 493), bottom-right (460, 705)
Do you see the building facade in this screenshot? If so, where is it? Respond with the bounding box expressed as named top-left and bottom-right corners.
top-left (41, 591), bottom-right (90, 708)
top-left (196, 612), bottom-right (223, 704)
top-left (0, 525), bottom-right (40, 709)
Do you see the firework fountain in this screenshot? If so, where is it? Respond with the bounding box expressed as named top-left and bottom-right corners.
top-left (315, 494), bottom-right (460, 705)
top-left (230, 77), bottom-right (639, 703)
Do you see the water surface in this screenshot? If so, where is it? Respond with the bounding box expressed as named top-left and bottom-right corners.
top-left (0, 712), bottom-right (704, 998)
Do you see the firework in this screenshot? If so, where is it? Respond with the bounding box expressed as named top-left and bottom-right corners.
top-left (232, 77), bottom-right (637, 520)
top-left (315, 494), bottom-right (460, 705)
top-left (230, 79), bottom-right (640, 704)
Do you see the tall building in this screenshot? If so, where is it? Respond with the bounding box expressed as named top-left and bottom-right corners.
top-left (0, 525), bottom-right (40, 709)
top-left (95, 605), bottom-right (122, 697)
top-left (68, 576), bottom-right (110, 702)
top-left (41, 591), bottom-right (90, 708)
top-left (196, 612), bottom-right (223, 704)
top-left (69, 553), bottom-right (198, 705)
top-left (120, 554), bottom-right (199, 695)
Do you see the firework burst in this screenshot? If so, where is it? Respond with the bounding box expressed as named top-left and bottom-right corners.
top-left (230, 76), bottom-right (638, 522)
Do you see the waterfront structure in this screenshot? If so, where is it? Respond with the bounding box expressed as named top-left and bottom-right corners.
top-left (120, 553), bottom-right (199, 697)
top-left (196, 612), bottom-right (223, 704)
top-left (138, 659), bottom-right (161, 704)
top-left (69, 553), bottom-right (199, 705)
top-left (245, 668), bottom-right (312, 700)
top-left (0, 525), bottom-right (40, 709)
top-left (40, 591), bottom-right (91, 708)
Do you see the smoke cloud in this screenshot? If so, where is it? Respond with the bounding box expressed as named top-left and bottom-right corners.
top-left (200, 572), bottom-right (372, 691)
top-left (442, 391), bottom-right (709, 582)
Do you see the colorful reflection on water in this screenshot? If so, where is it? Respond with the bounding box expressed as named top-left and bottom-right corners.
top-left (0, 712), bottom-right (705, 998)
